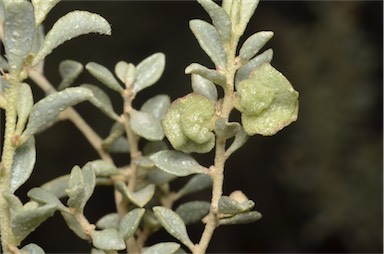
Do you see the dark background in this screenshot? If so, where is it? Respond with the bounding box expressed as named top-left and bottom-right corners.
top-left (3, 0), bottom-right (382, 253)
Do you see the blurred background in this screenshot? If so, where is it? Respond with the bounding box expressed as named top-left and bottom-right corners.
top-left (2, 0), bottom-right (382, 253)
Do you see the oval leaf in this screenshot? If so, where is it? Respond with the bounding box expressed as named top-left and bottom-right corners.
top-left (218, 196), bottom-right (255, 215)
top-left (219, 211), bottom-right (262, 225)
top-left (185, 63), bottom-right (226, 86)
top-left (32, 0), bottom-right (60, 26)
top-left (191, 74), bottom-right (218, 101)
top-left (61, 212), bottom-right (88, 240)
top-left (214, 118), bottom-right (241, 140)
top-left (143, 242), bottom-right (181, 254)
top-left (16, 83), bottom-right (34, 134)
top-left (133, 53), bottom-right (165, 94)
top-left (119, 208), bottom-right (145, 240)
top-left (96, 213), bottom-right (120, 230)
top-left (10, 136), bottom-right (36, 193)
top-left (32, 11), bottom-right (111, 65)
top-left (27, 187), bottom-right (65, 210)
top-left (130, 109), bottom-right (164, 141)
top-left (41, 175), bottom-right (69, 199)
top-left (175, 201), bottom-right (210, 225)
top-left (225, 128), bottom-right (248, 156)
top-left (86, 62), bottom-right (123, 93)
top-left (21, 243), bottom-right (46, 254)
top-left (153, 206), bottom-right (194, 249)
top-left (141, 94), bottom-right (171, 119)
top-left (83, 160), bottom-right (119, 177)
top-left (115, 61), bottom-right (136, 87)
top-left (239, 31), bottom-right (274, 62)
top-left (66, 166), bottom-right (85, 210)
top-left (150, 150), bottom-right (207, 177)
top-left (58, 60), bottom-right (83, 90)
top-left (237, 0), bottom-right (260, 37)
top-left (177, 174), bottom-right (212, 198)
top-left (82, 163), bottom-right (96, 209)
top-left (91, 228), bottom-right (126, 251)
top-left (23, 87), bottom-right (93, 137)
top-left (126, 184), bottom-right (155, 208)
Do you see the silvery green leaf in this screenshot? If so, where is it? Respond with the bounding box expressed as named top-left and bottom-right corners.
top-left (146, 168), bottom-right (177, 185)
top-left (127, 184), bottom-right (155, 208)
top-left (0, 56), bottom-right (9, 70)
top-left (239, 31), bottom-right (274, 62)
top-left (150, 150), bottom-right (207, 177)
top-left (12, 204), bottom-right (57, 243)
top-left (141, 94), bottom-right (171, 119)
top-left (33, 11), bottom-right (111, 65)
top-left (3, 192), bottom-right (23, 214)
top-left (219, 211), bottom-right (262, 225)
top-left (175, 201), bottom-right (210, 225)
top-left (225, 128), bottom-right (248, 156)
top-left (41, 175), bottom-right (69, 199)
top-left (237, 0), bottom-right (259, 37)
top-left (143, 141), bottom-right (169, 155)
top-left (27, 187), bottom-right (65, 210)
top-left (215, 118), bottom-right (241, 140)
top-left (119, 208), bottom-right (145, 240)
top-left (91, 228), bottom-right (126, 251)
top-left (218, 195), bottom-right (254, 215)
top-left (31, 25), bottom-right (45, 57)
top-left (86, 62), bottom-right (123, 93)
top-left (130, 109), bottom-right (164, 141)
top-left (185, 63), bottom-right (226, 86)
top-left (81, 84), bottom-right (119, 120)
top-left (102, 123), bottom-right (129, 153)
top-left (96, 213), bottom-right (120, 230)
top-left (191, 74), bottom-right (218, 101)
top-left (32, 0), bottom-right (60, 26)
top-left (3, 0), bottom-right (35, 72)
top-left (133, 52), bottom-right (165, 94)
top-left (235, 49), bottom-right (273, 87)
top-left (61, 212), bottom-right (88, 240)
top-left (10, 136), bottom-right (36, 193)
top-left (134, 157), bottom-right (155, 168)
top-left (143, 242), bottom-right (181, 254)
top-left (107, 137), bottom-right (130, 153)
top-left (190, 19), bottom-right (226, 69)
top-left (177, 174), bottom-right (212, 198)
top-left (115, 61), bottom-right (136, 86)
top-left (82, 163), bottom-right (96, 209)
top-left (22, 87), bottom-right (93, 137)
top-left (66, 166), bottom-right (85, 210)
top-left (16, 83), bottom-right (34, 134)
top-left (83, 160), bottom-right (119, 177)
top-left (153, 206), bottom-right (194, 249)
top-left (21, 243), bottom-right (45, 254)
top-left (58, 60), bottom-right (83, 90)
top-left (197, 0), bottom-right (231, 45)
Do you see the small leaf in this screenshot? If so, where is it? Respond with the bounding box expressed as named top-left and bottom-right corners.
top-left (81, 84), bottom-right (120, 120)
top-left (153, 206), bottom-right (194, 249)
top-left (150, 150), bottom-right (207, 177)
top-left (219, 211), bottom-right (262, 225)
top-left (239, 31), bottom-right (274, 62)
top-left (177, 174), bottom-right (212, 198)
top-left (83, 160), bottom-right (119, 177)
top-left (237, 0), bottom-right (260, 37)
top-left (82, 163), bottom-right (96, 209)
top-left (146, 168), bottom-right (177, 185)
top-left (41, 175), bottom-right (69, 199)
top-left (32, 0), bottom-right (60, 26)
top-left (185, 63), bottom-right (226, 86)
top-left (61, 212), bottom-right (89, 240)
top-left (96, 213), bottom-right (120, 230)
top-left (10, 136), bottom-right (36, 193)
top-left (115, 61), bottom-right (136, 86)
top-left (218, 196), bottom-right (254, 215)
top-left (58, 60), bottom-right (83, 90)
top-left (127, 184), bottom-right (155, 208)
top-left (12, 204), bottom-right (57, 243)
top-left (91, 228), bottom-right (126, 251)
top-left (235, 49), bottom-right (273, 86)
top-left (66, 166), bottom-right (85, 210)
top-left (133, 53), bottom-right (165, 94)
top-left (197, 0), bottom-right (232, 45)
top-left (106, 137), bottom-right (130, 154)
top-left (16, 83), bottom-right (34, 134)
top-left (119, 208), bottom-right (145, 240)
top-left (21, 243), bottom-right (45, 254)
top-left (225, 128), bottom-right (248, 156)
top-left (190, 19), bottom-right (226, 69)
top-left (141, 94), bottom-right (171, 119)
top-left (0, 56), bottom-right (9, 71)
top-left (23, 87), bottom-right (93, 137)
top-left (130, 109), bottom-right (164, 141)
top-left (27, 187), bottom-right (65, 210)
top-left (86, 62), bottom-right (123, 93)
top-left (143, 242), bottom-right (181, 254)
top-left (214, 118), bottom-right (241, 140)
top-left (175, 201), bottom-right (210, 225)
top-left (3, 0), bottom-right (35, 72)
top-left (33, 11), bottom-right (111, 65)
top-left (191, 74), bottom-right (218, 101)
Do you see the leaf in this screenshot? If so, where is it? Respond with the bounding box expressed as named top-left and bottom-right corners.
top-left (185, 63), bottom-right (226, 86)
top-left (126, 184), bottom-right (155, 208)
top-left (146, 168), bottom-right (177, 185)
top-left (58, 60), bottom-right (83, 90)
top-left (10, 136), bottom-right (36, 193)
top-left (225, 128), bottom-right (248, 156)
top-left (96, 213), bottom-right (120, 230)
top-left (0, 55), bottom-right (9, 71)
top-left (133, 52), bottom-right (165, 94)
top-left (235, 49), bottom-right (273, 86)
top-left (41, 175), bottom-right (69, 199)
top-left (83, 160), bottom-right (119, 177)
top-left (177, 174), bottom-right (212, 198)
top-left (81, 84), bottom-right (119, 120)
top-left (61, 212), bottom-right (88, 240)
top-left (119, 208), bottom-right (145, 240)
top-left (12, 204), bottom-right (57, 243)
top-left (32, 0), bottom-right (60, 26)
top-left (175, 201), bottom-right (210, 225)
top-left (218, 196), bottom-right (255, 215)
top-left (141, 94), bottom-right (171, 119)
top-left (33, 11), bottom-right (111, 65)
top-left (197, 0), bottom-right (231, 45)
top-left (153, 206), bottom-right (194, 249)
top-left (214, 118), bottom-right (241, 140)
top-left (86, 62), bottom-right (123, 93)
top-left (3, 192), bottom-right (23, 214)
top-left (219, 211), bottom-right (262, 225)
top-left (239, 31), bottom-right (274, 62)
top-left (91, 228), bottom-right (126, 251)
top-left (190, 19), bottom-right (226, 69)
top-left (191, 74), bottom-right (218, 101)
top-left (237, 0), bottom-right (260, 37)
top-left (27, 187), bottom-right (65, 210)
top-left (106, 137), bottom-right (130, 154)
top-left (22, 87), bottom-right (93, 137)
top-left (3, 0), bottom-right (35, 72)
top-left (143, 242), bottom-right (181, 254)
top-left (91, 248), bottom-right (107, 254)
top-left (66, 166), bottom-right (85, 210)
top-left (115, 61), bottom-right (136, 86)
top-left (150, 150), bottom-right (207, 177)
top-left (16, 83), bottom-right (34, 133)
top-left (21, 243), bottom-right (46, 254)
top-left (82, 163), bottom-right (96, 209)
top-left (130, 109), bottom-right (164, 141)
